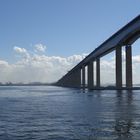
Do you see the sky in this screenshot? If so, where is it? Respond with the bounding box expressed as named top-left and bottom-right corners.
top-left (0, 0), bottom-right (140, 84)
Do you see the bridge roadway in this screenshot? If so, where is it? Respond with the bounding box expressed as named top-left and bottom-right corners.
top-left (56, 15), bottom-right (140, 90)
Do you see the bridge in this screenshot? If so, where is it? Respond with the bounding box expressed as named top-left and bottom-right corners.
top-left (56, 15), bottom-right (140, 90)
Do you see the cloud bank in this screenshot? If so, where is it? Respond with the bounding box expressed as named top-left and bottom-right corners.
top-left (0, 44), bottom-right (87, 83)
top-left (0, 44), bottom-right (140, 85)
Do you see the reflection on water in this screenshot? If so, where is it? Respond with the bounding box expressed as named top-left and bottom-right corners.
top-left (114, 90), bottom-right (134, 140)
top-left (0, 86), bottom-right (140, 140)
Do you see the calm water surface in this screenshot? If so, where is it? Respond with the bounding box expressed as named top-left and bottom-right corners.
top-left (0, 86), bottom-right (140, 140)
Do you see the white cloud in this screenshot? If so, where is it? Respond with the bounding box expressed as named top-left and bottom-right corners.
top-left (14, 46), bottom-right (30, 59)
top-left (0, 46), bottom-right (87, 83)
top-left (0, 60), bottom-right (9, 66)
top-left (14, 46), bottom-right (27, 54)
top-left (35, 44), bottom-right (46, 53)
top-left (133, 55), bottom-right (140, 63)
top-left (0, 45), bottom-right (140, 85)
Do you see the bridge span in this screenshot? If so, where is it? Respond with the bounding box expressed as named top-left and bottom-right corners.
top-left (56, 15), bottom-right (140, 90)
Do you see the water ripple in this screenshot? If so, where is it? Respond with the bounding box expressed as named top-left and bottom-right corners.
top-left (0, 86), bottom-right (140, 139)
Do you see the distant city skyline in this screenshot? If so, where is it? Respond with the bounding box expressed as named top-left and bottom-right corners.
top-left (0, 0), bottom-right (140, 84)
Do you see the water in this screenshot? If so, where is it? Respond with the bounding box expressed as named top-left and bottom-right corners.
top-left (0, 86), bottom-right (140, 140)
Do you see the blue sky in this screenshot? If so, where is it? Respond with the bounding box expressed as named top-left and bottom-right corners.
top-left (1, 0), bottom-right (140, 62)
top-left (1, 0), bottom-right (140, 84)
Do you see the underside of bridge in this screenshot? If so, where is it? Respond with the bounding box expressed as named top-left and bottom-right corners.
top-left (56, 15), bottom-right (140, 90)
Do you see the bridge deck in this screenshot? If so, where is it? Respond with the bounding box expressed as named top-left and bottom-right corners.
top-left (57, 15), bottom-right (140, 89)
top-left (68, 15), bottom-right (140, 74)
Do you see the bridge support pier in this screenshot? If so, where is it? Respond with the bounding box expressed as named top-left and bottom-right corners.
top-left (116, 46), bottom-right (122, 89)
top-left (88, 61), bottom-right (94, 89)
top-left (96, 58), bottom-right (100, 88)
top-left (82, 66), bottom-right (85, 88)
top-left (126, 45), bottom-right (132, 88)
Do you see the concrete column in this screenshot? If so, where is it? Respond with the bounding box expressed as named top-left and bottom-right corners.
top-left (116, 46), bottom-right (122, 89)
top-left (126, 45), bottom-right (132, 88)
top-left (82, 66), bottom-right (85, 88)
top-left (88, 61), bottom-right (94, 89)
top-left (96, 58), bottom-right (100, 88)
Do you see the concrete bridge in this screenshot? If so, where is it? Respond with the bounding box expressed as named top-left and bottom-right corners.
top-left (56, 15), bottom-right (140, 90)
